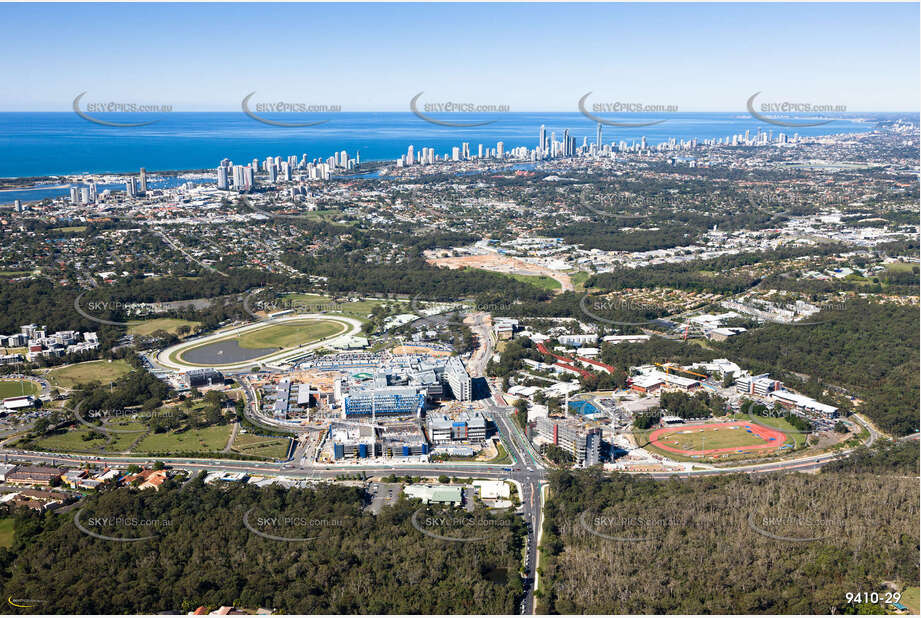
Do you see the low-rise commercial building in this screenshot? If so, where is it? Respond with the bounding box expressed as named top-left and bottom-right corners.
top-left (185, 368), bottom-right (224, 389)
top-left (630, 370), bottom-right (699, 394)
top-left (6, 465), bottom-right (62, 486)
top-left (2, 395), bottom-right (37, 410)
top-left (472, 480), bottom-right (510, 499)
top-left (736, 374), bottom-right (781, 396)
top-left (558, 334), bottom-right (598, 347)
top-left (770, 390), bottom-right (839, 418)
top-left (404, 484), bottom-right (463, 505)
top-left (0, 489), bottom-right (66, 511)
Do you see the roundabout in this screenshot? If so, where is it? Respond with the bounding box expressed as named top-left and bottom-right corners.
top-left (156, 314), bottom-right (363, 371)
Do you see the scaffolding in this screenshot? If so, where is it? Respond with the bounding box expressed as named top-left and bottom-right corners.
top-left (343, 386), bottom-right (425, 417)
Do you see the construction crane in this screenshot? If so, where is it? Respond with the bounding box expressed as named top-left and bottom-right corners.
top-left (655, 362), bottom-right (709, 379)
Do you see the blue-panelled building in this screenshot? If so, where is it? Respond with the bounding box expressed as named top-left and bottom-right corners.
top-left (343, 386), bottom-right (426, 418)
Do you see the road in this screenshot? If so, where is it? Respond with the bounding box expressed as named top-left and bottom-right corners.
top-left (0, 359), bottom-right (885, 616)
top-left (464, 311), bottom-right (493, 379)
top-left (0, 409), bottom-right (880, 616)
top-left (488, 402), bottom-right (544, 614)
top-left (154, 228), bottom-right (229, 277)
top-left (463, 309), bottom-right (543, 612)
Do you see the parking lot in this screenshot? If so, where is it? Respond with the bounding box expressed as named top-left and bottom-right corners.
top-left (366, 482), bottom-right (402, 514)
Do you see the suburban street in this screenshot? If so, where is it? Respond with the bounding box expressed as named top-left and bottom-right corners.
top-left (0, 316), bottom-right (890, 617)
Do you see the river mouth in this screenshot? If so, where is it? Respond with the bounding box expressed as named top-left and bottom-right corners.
top-left (178, 339), bottom-right (278, 365)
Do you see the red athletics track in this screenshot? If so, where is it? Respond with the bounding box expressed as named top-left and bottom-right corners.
top-left (648, 421), bottom-right (787, 456)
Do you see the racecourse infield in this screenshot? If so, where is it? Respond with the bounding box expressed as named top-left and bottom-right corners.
top-left (157, 314), bottom-right (362, 371)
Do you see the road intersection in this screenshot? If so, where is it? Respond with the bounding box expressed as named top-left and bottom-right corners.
top-left (0, 313), bottom-right (888, 615)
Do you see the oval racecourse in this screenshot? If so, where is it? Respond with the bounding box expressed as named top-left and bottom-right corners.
top-left (647, 421), bottom-right (790, 458)
top-left (157, 314), bottom-right (362, 371)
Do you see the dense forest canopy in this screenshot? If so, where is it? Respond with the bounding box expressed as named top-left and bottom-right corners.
top-left (539, 469), bottom-right (919, 615)
top-left (718, 301), bottom-right (920, 436)
top-left (0, 479), bottom-right (525, 614)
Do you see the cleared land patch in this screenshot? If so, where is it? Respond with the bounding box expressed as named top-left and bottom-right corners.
top-left (46, 359), bottom-right (133, 388)
top-left (231, 432), bottom-right (292, 459)
top-left (127, 318), bottom-right (201, 336)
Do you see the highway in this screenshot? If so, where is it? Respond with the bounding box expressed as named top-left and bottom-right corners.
top-left (0, 315), bottom-right (888, 617)
top-left (0, 406), bottom-right (881, 616)
top-left (465, 315), bottom-right (543, 614)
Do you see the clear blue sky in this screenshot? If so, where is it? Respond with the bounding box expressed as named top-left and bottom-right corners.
top-left (2, 2), bottom-right (918, 111)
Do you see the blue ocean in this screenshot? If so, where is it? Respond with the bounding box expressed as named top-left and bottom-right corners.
top-left (0, 111), bottom-right (875, 200)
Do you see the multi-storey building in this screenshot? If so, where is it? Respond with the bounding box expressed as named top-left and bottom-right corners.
top-left (427, 411), bottom-right (488, 444)
top-left (534, 417), bottom-right (601, 466)
top-left (444, 356), bottom-right (472, 401)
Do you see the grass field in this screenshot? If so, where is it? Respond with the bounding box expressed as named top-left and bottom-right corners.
top-left (127, 318), bottom-right (201, 336)
top-left (638, 420), bottom-right (793, 462)
top-left (231, 432), bottom-right (292, 459)
top-left (655, 426), bottom-right (768, 451)
top-left (236, 319), bottom-right (344, 349)
top-left (496, 272), bottom-right (562, 291)
top-left (45, 359), bottom-right (133, 388)
top-left (731, 414), bottom-right (808, 448)
top-left (134, 424), bottom-right (232, 454)
top-left (569, 270), bottom-right (592, 291)
top-left (32, 420), bottom-right (147, 454)
top-left (0, 379), bottom-right (39, 399)
top-left (902, 587), bottom-right (920, 614)
top-left (279, 293), bottom-right (409, 324)
top-left (885, 262), bottom-right (917, 274)
top-left (468, 269), bottom-right (562, 291)
top-left (485, 441), bottom-right (511, 465)
top-left (0, 517), bottom-right (15, 548)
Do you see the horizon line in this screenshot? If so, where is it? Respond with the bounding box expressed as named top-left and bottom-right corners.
top-left (0, 109), bottom-right (918, 114)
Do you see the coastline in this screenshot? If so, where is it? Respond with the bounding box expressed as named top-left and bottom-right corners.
top-left (0, 111), bottom-right (882, 181)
